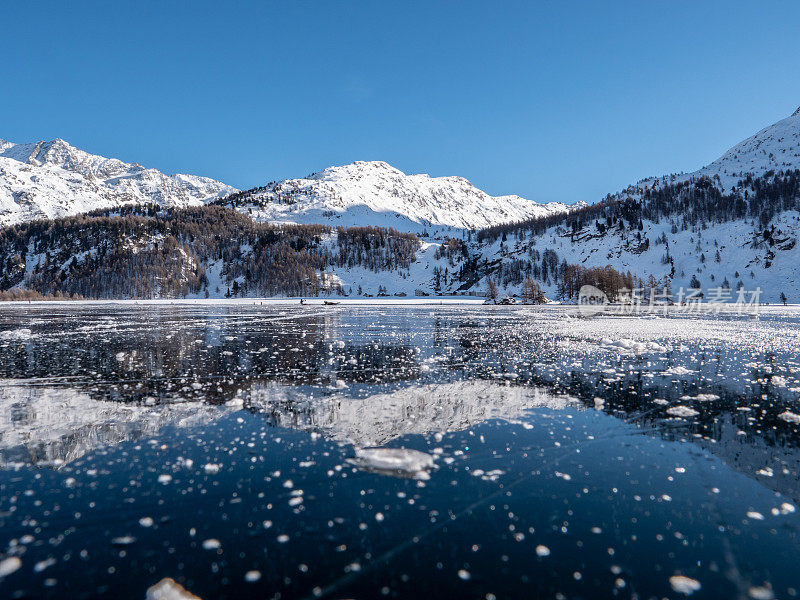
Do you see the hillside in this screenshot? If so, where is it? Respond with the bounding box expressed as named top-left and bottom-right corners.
top-left (0, 138), bottom-right (236, 226)
top-left (0, 205), bottom-right (424, 298)
top-left (214, 160), bottom-right (573, 232)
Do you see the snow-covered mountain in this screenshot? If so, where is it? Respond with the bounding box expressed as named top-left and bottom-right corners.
top-left (699, 105), bottom-right (800, 182)
top-left (619, 105), bottom-right (800, 197)
top-left (473, 105), bottom-right (800, 302)
top-left (0, 138), bottom-right (236, 226)
top-left (217, 160), bottom-right (573, 231)
top-left (4, 106), bottom-right (800, 301)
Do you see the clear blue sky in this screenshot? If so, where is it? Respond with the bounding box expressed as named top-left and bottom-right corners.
top-left (2, 1), bottom-right (799, 204)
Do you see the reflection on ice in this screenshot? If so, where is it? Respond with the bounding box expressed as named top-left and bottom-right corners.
top-left (246, 381), bottom-right (576, 446)
top-left (0, 379), bottom-right (576, 469)
top-left (0, 382), bottom-right (230, 468)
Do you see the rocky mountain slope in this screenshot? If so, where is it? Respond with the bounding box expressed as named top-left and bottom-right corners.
top-left (0, 138), bottom-right (236, 226)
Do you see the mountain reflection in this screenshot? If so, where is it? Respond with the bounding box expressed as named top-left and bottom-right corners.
top-left (1, 304), bottom-right (800, 500)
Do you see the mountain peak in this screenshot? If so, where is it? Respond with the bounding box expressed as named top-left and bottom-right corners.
top-left (29, 138), bottom-right (79, 167)
top-left (309, 160), bottom-right (405, 181)
top-left (792, 105), bottom-right (800, 117)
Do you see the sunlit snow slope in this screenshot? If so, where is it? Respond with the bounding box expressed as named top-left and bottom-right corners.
top-left (475, 106), bottom-right (800, 302)
top-left (621, 105), bottom-right (800, 195)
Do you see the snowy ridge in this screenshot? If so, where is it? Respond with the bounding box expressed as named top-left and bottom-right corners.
top-left (616, 106), bottom-right (800, 197)
top-left (222, 160), bottom-right (573, 231)
top-left (699, 107), bottom-right (800, 185)
top-left (0, 138), bottom-right (236, 226)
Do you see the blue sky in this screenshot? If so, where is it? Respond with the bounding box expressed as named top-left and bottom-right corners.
top-left (2, 1), bottom-right (799, 204)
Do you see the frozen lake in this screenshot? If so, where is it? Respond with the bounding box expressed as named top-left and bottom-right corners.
top-left (1, 302), bottom-right (800, 599)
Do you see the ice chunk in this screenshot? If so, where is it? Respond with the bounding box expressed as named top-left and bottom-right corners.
top-left (146, 577), bottom-right (201, 600)
top-left (348, 447), bottom-right (434, 478)
top-left (663, 366), bottom-right (694, 376)
top-left (111, 536), bottom-right (137, 546)
top-left (0, 556), bottom-right (22, 577)
top-left (667, 406), bottom-right (699, 418)
top-left (748, 586), bottom-right (775, 600)
top-left (669, 575), bottom-right (701, 595)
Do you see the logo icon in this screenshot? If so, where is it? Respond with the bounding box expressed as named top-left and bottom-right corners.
top-left (577, 285), bottom-right (609, 317)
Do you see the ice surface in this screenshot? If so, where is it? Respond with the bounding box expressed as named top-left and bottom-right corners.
top-left (0, 304), bottom-right (799, 599)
